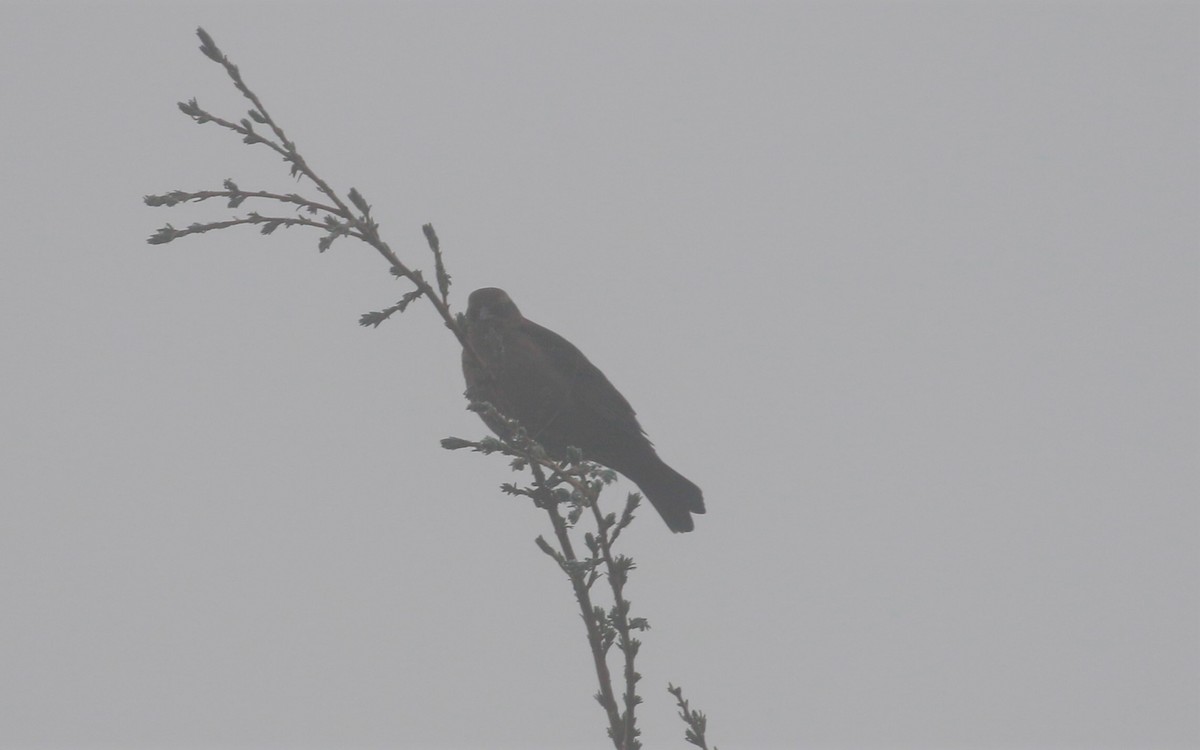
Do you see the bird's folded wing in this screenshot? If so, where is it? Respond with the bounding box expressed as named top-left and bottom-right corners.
top-left (521, 320), bottom-right (647, 440)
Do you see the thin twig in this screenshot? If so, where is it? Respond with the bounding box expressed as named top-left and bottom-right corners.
top-left (591, 502), bottom-right (643, 750)
top-left (529, 462), bottom-right (625, 747)
top-left (668, 684), bottom-right (718, 750)
top-left (147, 215), bottom-right (354, 245)
top-left (144, 187), bottom-right (340, 216)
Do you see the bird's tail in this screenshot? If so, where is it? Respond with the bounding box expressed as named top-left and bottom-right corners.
top-left (628, 457), bottom-right (706, 534)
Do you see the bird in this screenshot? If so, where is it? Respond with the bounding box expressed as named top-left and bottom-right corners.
top-left (461, 287), bottom-right (705, 533)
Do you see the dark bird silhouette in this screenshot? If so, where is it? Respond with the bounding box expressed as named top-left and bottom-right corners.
top-left (461, 287), bottom-right (705, 533)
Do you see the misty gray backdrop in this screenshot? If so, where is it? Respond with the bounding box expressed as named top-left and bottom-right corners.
top-left (2, 3), bottom-right (1196, 749)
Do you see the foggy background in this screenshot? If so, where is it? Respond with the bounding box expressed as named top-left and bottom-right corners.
top-left (1, 2), bottom-right (1196, 749)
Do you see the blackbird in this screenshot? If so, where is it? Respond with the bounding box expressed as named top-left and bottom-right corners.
top-left (462, 287), bottom-right (705, 533)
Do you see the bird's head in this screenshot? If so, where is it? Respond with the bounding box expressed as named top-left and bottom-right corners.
top-left (466, 287), bottom-right (523, 325)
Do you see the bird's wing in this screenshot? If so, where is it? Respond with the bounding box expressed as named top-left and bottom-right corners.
top-left (520, 319), bottom-right (647, 439)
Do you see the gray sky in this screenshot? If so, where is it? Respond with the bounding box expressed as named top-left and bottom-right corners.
top-left (1, 2), bottom-right (1197, 749)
